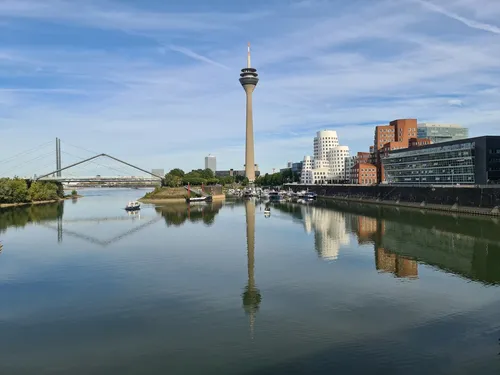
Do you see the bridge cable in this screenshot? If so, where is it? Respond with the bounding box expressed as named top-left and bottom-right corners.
top-left (60, 141), bottom-right (148, 177)
top-left (1, 150), bottom-right (55, 177)
top-left (0, 140), bottom-right (53, 165)
top-left (60, 150), bottom-right (141, 176)
top-left (63, 151), bottom-right (134, 176)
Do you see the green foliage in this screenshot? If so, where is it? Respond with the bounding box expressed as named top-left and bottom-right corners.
top-left (0, 203), bottom-right (63, 233)
top-left (71, 190), bottom-right (78, 196)
top-left (164, 174), bottom-right (183, 187)
top-left (0, 178), bottom-right (30, 203)
top-left (168, 168), bottom-right (185, 178)
top-left (241, 177), bottom-right (249, 187)
top-left (218, 176), bottom-right (235, 186)
top-left (183, 176), bottom-right (206, 186)
top-left (254, 169), bottom-right (300, 187)
top-left (28, 181), bottom-right (59, 201)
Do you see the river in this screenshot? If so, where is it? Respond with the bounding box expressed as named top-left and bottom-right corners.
top-left (0, 188), bottom-right (499, 374)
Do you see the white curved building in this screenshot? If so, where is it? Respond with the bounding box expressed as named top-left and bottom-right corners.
top-left (301, 130), bottom-right (350, 184)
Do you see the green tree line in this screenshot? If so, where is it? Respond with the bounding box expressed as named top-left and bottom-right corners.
top-left (254, 169), bottom-right (300, 187)
top-left (161, 168), bottom-right (300, 188)
top-left (0, 178), bottom-right (65, 204)
top-left (162, 168), bottom-right (248, 187)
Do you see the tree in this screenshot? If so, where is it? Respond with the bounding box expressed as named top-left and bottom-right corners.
top-left (165, 174), bottom-right (182, 187)
top-left (28, 181), bottom-right (59, 201)
top-left (168, 168), bottom-right (185, 178)
top-left (241, 177), bottom-right (249, 187)
top-left (200, 168), bottom-right (214, 179)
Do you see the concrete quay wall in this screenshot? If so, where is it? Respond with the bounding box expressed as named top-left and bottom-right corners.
top-left (285, 184), bottom-right (500, 214)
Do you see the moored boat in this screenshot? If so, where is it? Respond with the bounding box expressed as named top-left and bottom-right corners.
top-left (186, 196), bottom-right (213, 203)
top-left (125, 201), bottom-right (141, 211)
top-left (268, 191), bottom-right (283, 202)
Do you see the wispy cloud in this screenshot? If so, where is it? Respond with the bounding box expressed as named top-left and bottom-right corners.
top-left (0, 0), bottom-right (500, 175)
top-left (415, 0), bottom-right (500, 34)
top-left (168, 45), bottom-right (230, 70)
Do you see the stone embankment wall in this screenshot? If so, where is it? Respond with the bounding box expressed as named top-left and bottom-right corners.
top-left (285, 184), bottom-right (500, 215)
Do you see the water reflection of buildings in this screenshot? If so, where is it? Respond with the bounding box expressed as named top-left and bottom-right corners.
top-left (351, 216), bottom-right (419, 279)
top-left (301, 206), bottom-right (350, 260)
top-left (331, 200), bottom-right (500, 284)
top-left (242, 199), bottom-right (261, 338)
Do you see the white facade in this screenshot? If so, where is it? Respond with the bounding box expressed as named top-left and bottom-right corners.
top-left (205, 154), bottom-right (216, 172)
top-left (302, 205), bottom-right (350, 260)
top-left (300, 130), bottom-right (350, 184)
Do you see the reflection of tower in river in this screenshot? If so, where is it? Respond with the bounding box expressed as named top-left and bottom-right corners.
top-left (242, 199), bottom-right (261, 338)
top-left (301, 206), bottom-right (349, 260)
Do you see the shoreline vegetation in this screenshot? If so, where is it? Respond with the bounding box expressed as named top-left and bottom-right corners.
top-left (0, 178), bottom-right (82, 209)
top-left (139, 187), bottom-right (200, 203)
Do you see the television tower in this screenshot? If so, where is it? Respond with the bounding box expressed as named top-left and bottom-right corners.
top-left (239, 42), bottom-right (259, 183)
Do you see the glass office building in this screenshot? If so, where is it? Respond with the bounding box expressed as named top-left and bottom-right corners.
top-left (417, 123), bottom-right (468, 144)
top-left (383, 136), bottom-right (500, 185)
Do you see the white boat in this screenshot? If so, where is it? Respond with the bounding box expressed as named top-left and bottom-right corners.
top-left (186, 196), bottom-right (213, 203)
top-left (125, 201), bottom-right (141, 211)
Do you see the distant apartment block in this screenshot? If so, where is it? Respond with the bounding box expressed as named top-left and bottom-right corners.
top-left (215, 167), bottom-right (260, 178)
top-left (280, 161), bottom-right (303, 175)
top-left (205, 154), bottom-right (216, 172)
top-left (417, 123), bottom-right (468, 144)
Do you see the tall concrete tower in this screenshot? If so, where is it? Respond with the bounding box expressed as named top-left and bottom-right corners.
top-left (239, 43), bottom-right (259, 182)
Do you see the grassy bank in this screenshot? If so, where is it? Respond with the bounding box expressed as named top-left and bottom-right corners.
top-left (139, 187), bottom-right (197, 203)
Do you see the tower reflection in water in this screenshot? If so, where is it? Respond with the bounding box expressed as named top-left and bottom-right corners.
top-left (242, 199), bottom-right (261, 338)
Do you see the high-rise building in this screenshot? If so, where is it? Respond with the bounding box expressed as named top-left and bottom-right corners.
top-left (417, 123), bottom-right (468, 143)
top-left (239, 43), bottom-right (259, 183)
top-left (205, 154), bottom-right (216, 172)
top-left (300, 130), bottom-right (350, 184)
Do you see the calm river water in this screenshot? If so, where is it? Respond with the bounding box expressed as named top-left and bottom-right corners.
top-left (0, 188), bottom-right (500, 374)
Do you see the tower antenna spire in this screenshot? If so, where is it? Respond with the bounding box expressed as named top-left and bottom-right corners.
top-left (247, 42), bottom-right (251, 68)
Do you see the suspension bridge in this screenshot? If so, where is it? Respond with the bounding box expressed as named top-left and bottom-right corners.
top-left (0, 138), bottom-right (165, 186)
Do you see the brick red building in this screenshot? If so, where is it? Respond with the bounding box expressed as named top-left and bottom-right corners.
top-left (372, 119), bottom-right (431, 183)
top-left (352, 162), bottom-right (377, 185)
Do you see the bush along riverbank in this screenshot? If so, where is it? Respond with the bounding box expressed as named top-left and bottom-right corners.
top-left (0, 178), bottom-right (73, 207)
top-left (140, 187), bottom-right (199, 203)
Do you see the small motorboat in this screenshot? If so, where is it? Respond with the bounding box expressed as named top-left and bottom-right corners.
top-left (186, 196), bottom-right (213, 203)
top-left (125, 201), bottom-right (141, 211)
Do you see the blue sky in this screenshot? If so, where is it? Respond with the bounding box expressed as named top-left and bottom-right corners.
top-left (1, 0), bottom-right (500, 176)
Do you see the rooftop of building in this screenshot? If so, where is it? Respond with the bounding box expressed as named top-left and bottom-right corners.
top-left (417, 123), bottom-right (466, 128)
top-left (387, 135), bottom-right (500, 155)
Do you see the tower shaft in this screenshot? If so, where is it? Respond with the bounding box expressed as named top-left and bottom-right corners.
top-left (244, 85), bottom-right (256, 182)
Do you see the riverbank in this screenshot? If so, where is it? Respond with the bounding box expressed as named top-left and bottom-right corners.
top-left (318, 195), bottom-right (500, 217)
top-left (139, 187), bottom-right (225, 204)
top-left (0, 199), bottom-right (60, 208)
top-left (0, 195), bottom-right (82, 209)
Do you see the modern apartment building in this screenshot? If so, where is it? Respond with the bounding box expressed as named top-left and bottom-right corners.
top-left (204, 154), bottom-right (216, 172)
top-left (383, 136), bottom-right (500, 185)
top-left (301, 130), bottom-right (350, 184)
top-left (417, 123), bottom-right (469, 144)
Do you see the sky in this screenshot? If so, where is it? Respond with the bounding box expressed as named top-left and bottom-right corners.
top-left (1, 0), bottom-right (500, 176)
